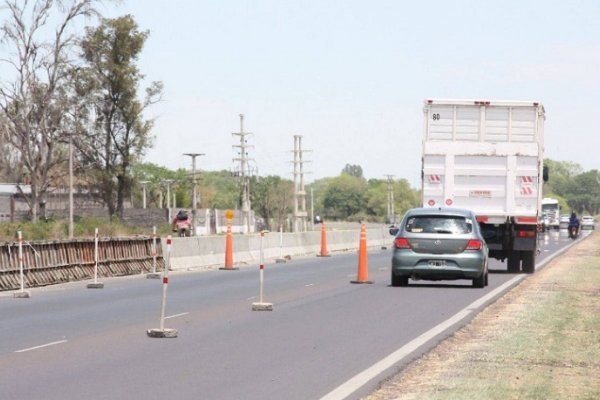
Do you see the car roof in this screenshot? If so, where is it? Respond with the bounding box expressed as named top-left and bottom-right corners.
top-left (405, 207), bottom-right (475, 218)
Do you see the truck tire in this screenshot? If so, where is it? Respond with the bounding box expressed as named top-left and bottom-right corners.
top-left (507, 251), bottom-right (521, 273)
top-left (521, 250), bottom-right (535, 274)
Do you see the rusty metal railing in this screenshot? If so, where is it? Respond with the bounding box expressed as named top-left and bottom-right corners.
top-left (0, 237), bottom-right (164, 291)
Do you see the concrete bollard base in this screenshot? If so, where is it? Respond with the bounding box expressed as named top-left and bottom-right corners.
top-left (147, 328), bottom-right (178, 338)
top-left (146, 273), bottom-right (161, 279)
top-left (13, 291), bottom-right (31, 298)
top-left (350, 280), bottom-right (374, 284)
top-left (219, 267), bottom-right (240, 271)
top-left (87, 282), bottom-right (104, 289)
top-left (252, 302), bottom-right (273, 311)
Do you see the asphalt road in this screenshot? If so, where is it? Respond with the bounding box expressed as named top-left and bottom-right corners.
top-left (0, 228), bottom-right (588, 400)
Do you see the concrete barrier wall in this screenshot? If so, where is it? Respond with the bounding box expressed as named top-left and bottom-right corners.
top-left (165, 226), bottom-right (394, 270)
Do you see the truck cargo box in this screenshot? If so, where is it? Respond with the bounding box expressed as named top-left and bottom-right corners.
top-left (422, 99), bottom-right (545, 225)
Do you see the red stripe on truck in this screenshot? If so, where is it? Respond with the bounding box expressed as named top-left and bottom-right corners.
top-left (516, 217), bottom-right (538, 224)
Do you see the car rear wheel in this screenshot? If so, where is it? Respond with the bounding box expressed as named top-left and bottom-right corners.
top-left (472, 272), bottom-right (485, 288)
top-left (391, 272), bottom-right (408, 287)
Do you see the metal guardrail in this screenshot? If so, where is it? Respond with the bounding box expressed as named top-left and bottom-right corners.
top-left (0, 237), bottom-right (164, 291)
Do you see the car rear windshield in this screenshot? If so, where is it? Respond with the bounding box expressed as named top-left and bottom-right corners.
top-left (405, 215), bottom-right (473, 234)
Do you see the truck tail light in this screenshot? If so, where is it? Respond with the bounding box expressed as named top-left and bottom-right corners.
top-left (394, 237), bottom-right (411, 249)
top-left (465, 239), bottom-right (482, 250)
top-left (516, 230), bottom-right (536, 238)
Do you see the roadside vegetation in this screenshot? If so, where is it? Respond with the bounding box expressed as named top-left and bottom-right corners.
top-left (0, 217), bottom-right (172, 242)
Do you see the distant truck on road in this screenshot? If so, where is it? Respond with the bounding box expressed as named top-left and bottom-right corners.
top-left (541, 197), bottom-right (560, 230)
top-left (421, 99), bottom-right (546, 273)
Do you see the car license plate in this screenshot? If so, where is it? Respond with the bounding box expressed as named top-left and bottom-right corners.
top-left (428, 260), bottom-right (446, 267)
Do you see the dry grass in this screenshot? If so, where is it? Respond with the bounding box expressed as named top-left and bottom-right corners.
top-left (366, 234), bottom-right (600, 400)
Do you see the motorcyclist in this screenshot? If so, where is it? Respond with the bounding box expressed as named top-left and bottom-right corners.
top-left (172, 210), bottom-right (192, 236)
top-left (568, 212), bottom-right (580, 237)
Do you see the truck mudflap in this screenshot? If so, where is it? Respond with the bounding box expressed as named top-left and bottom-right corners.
top-left (513, 236), bottom-right (536, 251)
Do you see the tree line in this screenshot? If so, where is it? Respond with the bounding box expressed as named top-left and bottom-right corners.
top-left (131, 163), bottom-right (420, 231)
top-left (543, 159), bottom-right (600, 215)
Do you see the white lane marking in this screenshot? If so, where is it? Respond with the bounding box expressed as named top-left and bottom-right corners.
top-left (305, 283), bottom-right (315, 287)
top-left (378, 267), bottom-right (387, 271)
top-left (247, 296), bottom-right (257, 300)
top-left (165, 312), bottom-right (189, 320)
top-left (15, 340), bottom-right (67, 353)
top-left (320, 241), bottom-right (582, 400)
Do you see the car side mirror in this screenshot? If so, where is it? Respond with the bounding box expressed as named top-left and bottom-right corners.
top-left (389, 226), bottom-right (399, 236)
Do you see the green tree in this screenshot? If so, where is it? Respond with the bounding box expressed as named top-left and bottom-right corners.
top-left (341, 164), bottom-right (363, 178)
top-left (543, 159), bottom-right (583, 197)
top-left (250, 175), bottom-right (293, 230)
top-left (79, 15), bottom-right (162, 219)
top-left (563, 170), bottom-right (600, 215)
top-left (322, 174), bottom-right (368, 220)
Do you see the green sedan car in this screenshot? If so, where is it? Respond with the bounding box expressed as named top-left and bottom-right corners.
top-left (389, 207), bottom-right (489, 288)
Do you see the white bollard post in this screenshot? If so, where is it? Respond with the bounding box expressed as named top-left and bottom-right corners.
top-left (275, 224), bottom-right (286, 263)
top-left (13, 231), bottom-right (31, 298)
top-left (252, 231), bottom-right (273, 311)
top-left (147, 235), bottom-right (178, 338)
top-left (146, 226), bottom-right (161, 279)
top-left (87, 228), bottom-right (104, 289)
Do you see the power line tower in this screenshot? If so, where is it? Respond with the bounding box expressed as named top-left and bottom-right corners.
top-left (292, 135), bottom-right (310, 232)
top-left (385, 174), bottom-right (395, 224)
top-left (233, 114), bottom-right (253, 234)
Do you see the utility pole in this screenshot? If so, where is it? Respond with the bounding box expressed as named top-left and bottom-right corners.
top-left (68, 133), bottom-right (74, 239)
top-left (140, 181), bottom-right (150, 209)
top-left (385, 175), bottom-right (395, 224)
top-left (233, 114), bottom-right (253, 234)
top-left (184, 153), bottom-right (204, 236)
top-left (292, 135), bottom-right (310, 232)
top-left (163, 179), bottom-right (174, 222)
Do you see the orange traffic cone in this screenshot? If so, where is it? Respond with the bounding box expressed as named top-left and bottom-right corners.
top-left (220, 223), bottom-right (239, 270)
top-left (351, 224), bottom-right (373, 284)
top-left (317, 222), bottom-right (330, 257)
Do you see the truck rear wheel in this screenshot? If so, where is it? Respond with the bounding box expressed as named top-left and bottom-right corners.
top-left (521, 250), bottom-right (535, 274)
top-left (507, 251), bottom-right (521, 273)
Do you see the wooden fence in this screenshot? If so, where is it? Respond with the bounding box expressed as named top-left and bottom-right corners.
top-left (0, 237), bottom-right (164, 291)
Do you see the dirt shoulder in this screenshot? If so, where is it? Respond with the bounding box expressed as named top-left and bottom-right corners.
top-left (365, 233), bottom-right (600, 400)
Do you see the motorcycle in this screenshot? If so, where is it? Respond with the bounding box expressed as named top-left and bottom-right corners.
top-left (568, 224), bottom-right (579, 239)
top-left (172, 211), bottom-right (192, 237)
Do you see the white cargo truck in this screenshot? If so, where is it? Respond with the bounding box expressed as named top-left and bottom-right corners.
top-left (421, 99), bottom-right (546, 273)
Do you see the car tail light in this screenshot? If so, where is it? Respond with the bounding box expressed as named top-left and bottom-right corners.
top-left (394, 237), bottom-right (411, 249)
top-left (465, 239), bottom-right (482, 250)
top-left (516, 230), bottom-right (536, 238)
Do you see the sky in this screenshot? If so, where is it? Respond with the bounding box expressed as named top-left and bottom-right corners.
top-left (95, 0), bottom-right (600, 187)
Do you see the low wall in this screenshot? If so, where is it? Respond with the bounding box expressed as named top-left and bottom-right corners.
top-left (165, 226), bottom-right (393, 270)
